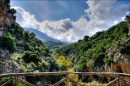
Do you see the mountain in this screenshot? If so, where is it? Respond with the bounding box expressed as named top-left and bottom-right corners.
top-left (0, 22), bottom-right (60, 85)
top-left (55, 21), bottom-right (130, 74)
top-left (24, 28), bottom-right (68, 49)
top-left (24, 28), bottom-right (61, 42)
top-left (1, 0), bottom-right (130, 85)
top-left (0, 0), bottom-right (60, 85)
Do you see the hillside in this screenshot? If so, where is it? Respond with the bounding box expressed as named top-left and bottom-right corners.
top-left (24, 28), bottom-right (67, 49)
top-left (1, 0), bottom-right (130, 85)
top-left (44, 41), bottom-right (67, 49)
top-left (0, 23), bottom-right (61, 85)
top-left (55, 21), bottom-right (129, 73)
top-left (24, 28), bottom-right (61, 42)
top-left (0, 0), bottom-right (60, 85)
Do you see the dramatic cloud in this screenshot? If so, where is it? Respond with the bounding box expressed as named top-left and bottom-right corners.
top-left (13, 6), bottom-right (88, 42)
top-left (13, 0), bottom-right (129, 42)
top-left (85, 0), bottom-right (129, 30)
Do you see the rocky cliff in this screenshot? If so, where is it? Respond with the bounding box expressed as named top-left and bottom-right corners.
top-left (106, 38), bottom-right (130, 73)
top-left (0, 0), bottom-right (59, 75)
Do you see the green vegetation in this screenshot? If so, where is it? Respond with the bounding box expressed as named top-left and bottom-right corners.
top-left (8, 8), bottom-right (16, 14)
top-left (0, 77), bottom-right (13, 86)
top-left (0, 23), bottom-right (60, 85)
top-left (0, 77), bottom-right (26, 86)
top-left (55, 21), bottom-right (128, 72)
top-left (0, 2), bottom-right (129, 84)
top-left (125, 14), bottom-right (130, 23)
top-left (104, 57), bottom-right (113, 65)
top-left (56, 55), bottom-right (72, 71)
top-left (44, 41), bottom-right (67, 49)
top-left (0, 32), bottom-right (16, 52)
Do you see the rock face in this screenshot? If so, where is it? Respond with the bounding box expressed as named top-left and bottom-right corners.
top-left (0, 0), bottom-right (16, 35)
top-left (0, 0), bottom-right (18, 74)
top-left (0, 49), bottom-right (20, 73)
top-left (106, 39), bottom-right (130, 73)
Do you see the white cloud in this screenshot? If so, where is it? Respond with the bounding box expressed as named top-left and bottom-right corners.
top-left (14, 6), bottom-right (88, 42)
top-left (85, 0), bottom-right (128, 30)
top-left (13, 0), bottom-right (129, 42)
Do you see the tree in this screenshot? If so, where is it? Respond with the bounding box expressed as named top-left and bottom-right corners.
top-left (8, 8), bottom-right (16, 14)
top-left (125, 14), bottom-right (130, 23)
top-left (56, 56), bottom-right (72, 71)
top-left (125, 14), bottom-right (130, 36)
top-left (83, 36), bottom-right (89, 41)
top-left (1, 32), bottom-right (16, 51)
top-left (22, 51), bottom-right (41, 64)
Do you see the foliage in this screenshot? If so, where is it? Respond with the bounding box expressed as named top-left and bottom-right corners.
top-left (22, 51), bottom-right (41, 64)
top-left (8, 8), bottom-right (16, 14)
top-left (44, 41), bottom-right (67, 49)
top-left (46, 56), bottom-right (59, 72)
top-left (0, 77), bottom-right (14, 86)
top-left (26, 62), bottom-right (37, 72)
top-left (84, 81), bottom-right (106, 86)
top-left (0, 1), bottom-right (61, 85)
top-left (67, 68), bottom-right (80, 86)
top-left (18, 83), bottom-right (26, 86)
top-left (0, 32), bottom-right (16, 52)
top-left (56, 55), bottom-right (72, 71)
top-left (55, 21), bottom-right (128, 72)
top-left (125, 14), bottom-right (130, 23)
top-left (104, 57), bottom-right (113, 65)
top-left (5, 22), bottom-right (59, 73)
top-left (4, 0), bottom-right (10, 5)
top-left (117, 39), bottom-right (130, 54)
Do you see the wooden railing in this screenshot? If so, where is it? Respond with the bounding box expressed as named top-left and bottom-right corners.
top-left (0, 72), bottom-right (130, 86)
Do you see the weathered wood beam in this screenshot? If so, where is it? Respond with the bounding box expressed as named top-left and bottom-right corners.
top-left (52, 77), bottom-right (66, 86)
top-left (69, 77), bottom-right (83, 86)
top-left (1, 78), bottom-right (14, 86)
top-left (18, 78), bottom-right (35, 86)
top-left (106, 78), bottom-right (118, 86)
top-left (0, 72), bottom-right (128, 77)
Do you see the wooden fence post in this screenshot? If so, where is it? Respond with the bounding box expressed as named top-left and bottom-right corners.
top-left (118, 74), bottom-right (120, 86)
top-left (66, 73), bottom-right (69, 86)
top-left (15, 75), bottom-right (18, 86)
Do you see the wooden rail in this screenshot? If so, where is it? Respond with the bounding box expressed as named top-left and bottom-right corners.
top-left (0, 72), bottom-right (130, 86)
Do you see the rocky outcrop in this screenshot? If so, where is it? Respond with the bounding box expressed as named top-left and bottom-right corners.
top-left (0, 0), bottom-right (16, 36)
top-left (0, 49), bottom-right (20, 73)
top-left (0, 0), bottom-right (18, 74)
top-left (106, 38), bottom-right (130, 73)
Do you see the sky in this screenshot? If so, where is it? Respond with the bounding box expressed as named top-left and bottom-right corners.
top-left (10, 0), bottom-right (130, 42)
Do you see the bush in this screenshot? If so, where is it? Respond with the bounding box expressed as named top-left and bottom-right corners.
top-left (22, 51), bottom-right (41, 64)
top-left (41, 51), bottom-right (48, 56)
top-left (104, 57), bottom-right (113, 65)
top-left (0, 32), bottom-right (16, 52)
top-left (8, 8), bottom-right (16, 14)
top-left (23, 43), bottom-right (31, 50)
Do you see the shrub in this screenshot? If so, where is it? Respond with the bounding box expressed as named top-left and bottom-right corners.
top-left (23, 43), bottom-right (31, 50)
top-left (1, 32), bottom-right (16, 52)
top-left (8, 8), bottom-right (16, 14)
top-left (104, 57), bottom-right (113, 65)
top-left (22, 51), bottom-right (41, 64)
top-left (41, 51), bottom-right (48, 56)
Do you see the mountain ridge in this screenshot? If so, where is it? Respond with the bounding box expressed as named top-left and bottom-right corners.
top-left (55, 21), bottom-right (129, 73)
top-left (24, 27), bottom-right (61, 42)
